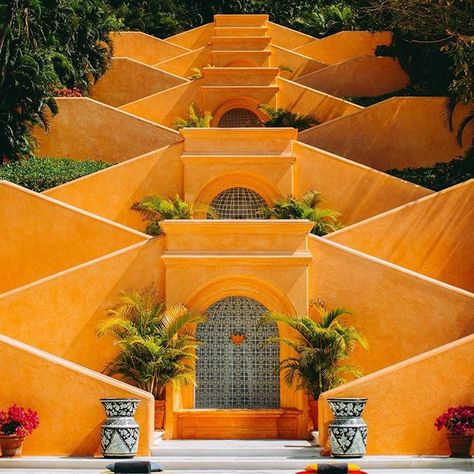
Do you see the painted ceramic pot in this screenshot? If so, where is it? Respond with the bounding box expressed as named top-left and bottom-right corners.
top-left (328, 397), bottom-right (368, 458)
top-left (100, 398), bottom-right (140, 458)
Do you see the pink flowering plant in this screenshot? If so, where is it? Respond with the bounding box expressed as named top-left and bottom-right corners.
top-left (435, 406), bottom-right (474, 435)
top-left (0, 405), bottom-right (39, 439)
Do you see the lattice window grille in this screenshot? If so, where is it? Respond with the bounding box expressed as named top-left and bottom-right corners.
top-left (218, 108), bottom-right (261, 128)
top-left (211, 187), bottom-right (267, 219)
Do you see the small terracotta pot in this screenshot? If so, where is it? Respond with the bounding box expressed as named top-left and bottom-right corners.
top-left (155, 399), bottom-right (166, 430)
top-left (447, 433), bottom-right (473, 458)
top-left (0, 435), bottom-right (24, 457)
top-left (308, 397), bottom-right (319, 431)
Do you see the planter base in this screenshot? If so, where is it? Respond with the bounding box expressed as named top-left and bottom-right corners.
top-left (448, 434), bottom-right (472, 458)
top-left (0, 435), bottom-right (23, 457)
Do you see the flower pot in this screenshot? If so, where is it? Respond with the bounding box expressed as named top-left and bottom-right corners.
top-left (328, 397), bottom-right (368, 458)
top-left (447, 433), bottom-right (472, 458)
top-left (100, 398), bottom-right (140, 458)
top-left (308, 397), bottom-right (319, 431)
top-left (0, 435), bottom-right (24, 457)
top-left (155, 400), bottom-right (166, 430)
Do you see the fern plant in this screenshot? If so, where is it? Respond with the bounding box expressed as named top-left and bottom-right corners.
top-left (132, 195), bottom-right (219, 235)
top-left (258, 190), bottom-right (342, 236)
top-left (258, 104), bottom-right (318, 131)
top-left (260, 300), bottom-right (367, 399)
top-left (174, 103), bottom-right (213, 129)
top-left (98, 286), bottom-right (206, 400)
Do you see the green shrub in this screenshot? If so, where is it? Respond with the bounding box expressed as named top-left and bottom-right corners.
top-left (386, 152), bottom-right (473, 191)
top-left (258, 190), bottom-right (342, 236)
top-left (132, 195), bottom-right (218, 235)
top-left (0, 157), bottom-right (111, 192)
top-left (174, 103), bottom-right (213, 129)
top-left (258, 104), bottom-right (318, 131)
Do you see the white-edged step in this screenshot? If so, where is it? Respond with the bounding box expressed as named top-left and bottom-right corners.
top-left (151, 439), bottom-right (319, 458)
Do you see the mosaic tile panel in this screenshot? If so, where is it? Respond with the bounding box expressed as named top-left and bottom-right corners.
top-left (195, 296), bottom-right (280, 409)
top-left (211, 187), bottom-right (267, 219)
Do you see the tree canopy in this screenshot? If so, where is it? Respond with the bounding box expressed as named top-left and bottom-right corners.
top-left (0, 0), bottom-right (120, 161)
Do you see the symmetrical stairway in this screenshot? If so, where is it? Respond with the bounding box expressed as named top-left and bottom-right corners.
top-left (203, 14), bottom-right (279, 122)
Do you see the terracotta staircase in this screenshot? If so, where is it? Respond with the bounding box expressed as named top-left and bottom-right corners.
top-left (203, 14), bottom-right (279, 115)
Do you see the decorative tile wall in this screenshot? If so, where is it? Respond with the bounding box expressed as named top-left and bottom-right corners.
top-left (195, 296), bottom-right (280, 409)
top-left (211, 187), bottom-right (267, 219)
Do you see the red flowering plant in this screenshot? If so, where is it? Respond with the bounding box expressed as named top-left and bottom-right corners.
top-left (0, 405), bottom-right (39, 439)
top-left (435, 406), bottom-right (474, 435)
top-left (51, 85), bottom-right (83, 97)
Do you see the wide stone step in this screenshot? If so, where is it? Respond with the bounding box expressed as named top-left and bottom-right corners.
top-left (212, 36), bottom-right (271, 51)
top-left (180, 128), bottom-right (296, 155)
top-left (202, 67), bottom-right (279, 86)
top-left (214, 14), bottom-right (269, 27)
top-left (214, 26), bottom-right (269, 37)
top-left (211, 50), bottom-right (271, 67)
top-left (152, 439), bottom-right (318, 458)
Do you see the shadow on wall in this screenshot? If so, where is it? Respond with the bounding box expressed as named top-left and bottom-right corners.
top-left (33, 97), bottom-right (181, 163)
top-left (298, 97), bottom-right (470, 170)
top-left (326, 181), bottom-right (474, 292)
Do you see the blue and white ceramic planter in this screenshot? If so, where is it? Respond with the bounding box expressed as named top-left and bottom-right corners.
top-left (328, 397), bottom-right (368, 458)
top-left (100, 398), bottom-right (140, 458)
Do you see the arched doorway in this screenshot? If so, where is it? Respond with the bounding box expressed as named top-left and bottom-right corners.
top-left (195, 296), bottom-right (280, 409)
top-left (218, 108), bottom-right (261, 128)
top-left (211, 187), bottom-right (267, 219)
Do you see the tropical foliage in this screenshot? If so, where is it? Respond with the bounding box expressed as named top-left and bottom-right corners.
top-left (0, 0), bottom-right (120, 161)
top-left (174, 103), bottom-right (213, 129)
top-left (132, 194), bottom-right (218, 235)
top-left (98, 286), bottom-right (206, 399)
top-left (107, 1), bottom-right (473, 107)
top-left (0, 157), bottom-right (111, 192)
top-left (258, 191), bottom-right (342, 236)
top-left (258, 104), bottom-right (318, 131)
top-left (387, 152), bottom-right (473, 191)
top-left (259, 299), bottom-right (368, 399)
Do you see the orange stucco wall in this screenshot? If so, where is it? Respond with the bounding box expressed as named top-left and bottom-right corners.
top-left (33, 98), bottom-right (180, 163)
top-left (154, 46), bottom-right (213, 79)
top-left (308, 236), bottom-right (474, 376)
top-left (296, 57), bottom-right (409, 98)
top-left (0, 182), bottom-right (146, 294)
top-left (111, 31), bottom-right (189, 65)
top-left (327, 181), bottom-right (474, 292)
top-left (295, 31), bottom-right (392, 64)
top-left (120, 80), bottom-right (203, 128)
top-left (165, 22), bottom-right (215, 50)
top-left (44, 144), bottom-right (183, 230)
top-left (0, 239), bottom-right (165, 372)
top-left (269, 45), bottom-right (326, 79)
top-left (299, 98), bottom-right (471, 170)
top-left (0, 334), bottom-right (153, 456)
top-left (277, 77), bottom-right (362, 124)
top-left (90, 57), bottom-right (187, 107)
top-left (319, 335), bottom-right (474, 455)
top-left (293, 141), bottom-right (432, 225)
top-left (267, 22), bottom-right (315, 50)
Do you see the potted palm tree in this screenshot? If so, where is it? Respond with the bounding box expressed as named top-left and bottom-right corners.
top-left (259, 299), bottom-right (367, 431)
top-left (98, 286), bottom-right (206, 431)
top-left (258, 191), bottom-right (342, 236)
